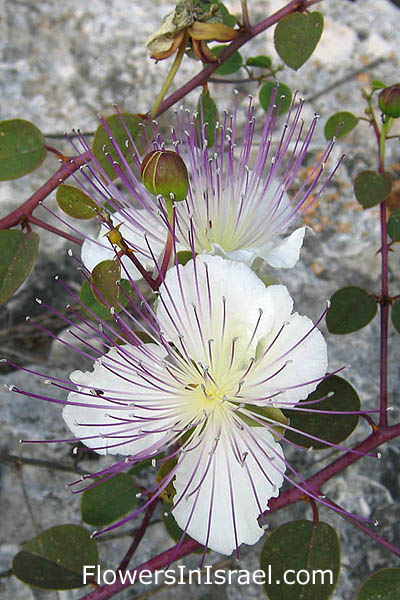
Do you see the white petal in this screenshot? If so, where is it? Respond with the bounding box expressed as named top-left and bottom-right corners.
top-left (265, 227), bottom-right (306, 269)
top-left (249, 310), bottom-right (328, 406)
top-left (63, 345), bottom-right (172, 456)
top-left (209, 242), bottom-right (257, 266)
top-left (173, 426), bottom-right (285, 555)
top-left (156, 255), bottom-right (275, 364)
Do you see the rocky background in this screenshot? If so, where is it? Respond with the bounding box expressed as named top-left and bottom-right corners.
top-left (0, 0), bottom-right (399, 599)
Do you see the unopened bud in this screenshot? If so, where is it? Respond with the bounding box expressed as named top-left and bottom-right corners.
top-left (378, 84), bottom-right (400, 118)
top-left (141, 150), bottom-right (189, 202)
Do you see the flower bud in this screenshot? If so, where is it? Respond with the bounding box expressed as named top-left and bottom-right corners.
top-left (141, 150), bottom-right (189, 202)
top-left (378, 84), bottom-right (400, 118)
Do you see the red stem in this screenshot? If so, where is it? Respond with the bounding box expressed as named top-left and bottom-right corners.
top-left (79, 424), bottom-right (400, 600)
top-left (0, 151), bottom-right (91, 230)
top-left (374, 124), bottom-right (389, 428)
top-left (27, 215), bottom-right (83, 246)
top-left (117, 499), bottom-right (159, 573)
top-left (379, 198), bottom-right (389, 427)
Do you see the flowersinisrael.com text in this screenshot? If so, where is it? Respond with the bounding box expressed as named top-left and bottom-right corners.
top-left (83, 565), bottom-right (334, 587)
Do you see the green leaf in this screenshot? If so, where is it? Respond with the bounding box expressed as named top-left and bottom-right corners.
top-left (163, 504), bottom-right (191, 544)
top-left (391, 299), bottom-right (400, 334)
top-left (92, 113), bottom-right (142, 181)
top-left (211, 45), bottom-right (243, 75)
top-left (162, 502), bottom-right (202, 553)
top-left (0, 119), bottom-right (47, 181)
top-left (260, 520), bottom-right (340, 600)
top-left (0, 230), bottom-right (39, 305)
top-left (283, 375), bottom-right (360, 449)
top-left (56, 184), bottom-right (98, 219)
top-left (371, 79), bottom-right (387, 91)
top-left (324, 111), bottom-right (359, 140)
top-left (81, 473), bottom-right (138, 527)
top-left (12, 525), bottom-right (98, 590)
top-left (80, 278), bottom-right (132, 320)
top-left (91, 259), bottom-right (121, 308)
top-left (197, 91), bottom-right (218, 147)
top-left (177, 250), bottom-right (194, 266)
top-left (387, 208), bottom-right (400, 241)
top-left (326, 286), bottom-right (377, 334)
top-left (246, 55), bottom-right (272, 69)
top-left (274, 12), bottom-right (324, 71)
top-left (218, 2), bottom-right (237, 27)
top-left (358, 568), bottom-right (400, 600)
top-left (354, 170), bottom-right (392, 209)
top-left (238, 405), bottom-right (289, 439)
top-left (259, 82), bottom-right (292, 116)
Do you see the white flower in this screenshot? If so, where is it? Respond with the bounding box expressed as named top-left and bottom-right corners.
top-left (63, 255), bottom-right (327, 554)
top-left (77, 97), bottom-right (335, 277)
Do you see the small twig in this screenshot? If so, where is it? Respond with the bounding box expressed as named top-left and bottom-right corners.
top-left (151, 31), bottom-right (189, 118)
top-left (118, 499), bottom-right (159, 572)
top-left (240, 0), bottom-right (251, 27)
top-left (15, 462), bottom-right (40, 535)
top-left (0, 452), bottom-right (87, 476)
top-left (0, 568), bottom-right (13, 579)
top-left (27, 214), bottom-right (83, 246)
top-left (309, 497), bottom-right (320, 525)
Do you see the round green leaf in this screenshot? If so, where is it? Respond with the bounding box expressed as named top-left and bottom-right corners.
top-left (274, 12), bottom-right (324, 71)
top-left (246, 55), bottom-right (272, 69)
top-left (324, 111), bottom-right (359, 140)
top-left (259, 82), bottom-right (292, 116)
top-left (80, 278), bottom-right (132, 320)
top-left (12, 524), bottom-right (98, 590)
top-left (56, 184), bottom-right (98, 219)
top-left (358, 568), bottom-right (400, 600)
top-left (283, 375), bottom-right (360, 449)
top-left (387, 208), bottom-right (400, 241)
top-left (0, 119), bottom-right (47, 181)
top-left (197, 91), bottom-right (218, 147)
top-left (260, 520), bottom-right (340, 600)
top-left (81, 473), bottom-right (138, 527)
top-left (0, 230), bottom-right (39, 305)
top-left (91, 259), bottom-right (121, 308)
top-left (326, 286), bottom-right (377, 334)
top-left (354, 170), bottom-right (392, 209)
top-left (211, 45), bottom-right (243, 75)
top-left (92, 113), bottom-right (142, 181)
top-left (391, 299), bottom-right (400, 334)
